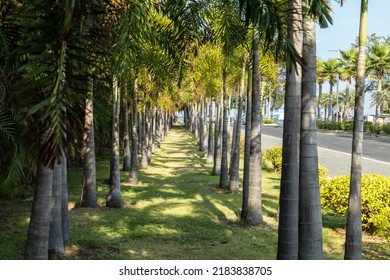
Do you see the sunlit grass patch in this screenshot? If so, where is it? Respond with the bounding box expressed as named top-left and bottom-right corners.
top-left (1, 125), bottom-right (390, 260)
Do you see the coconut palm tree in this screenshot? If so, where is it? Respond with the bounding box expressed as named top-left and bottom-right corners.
top-left (298, 0), bottom-right (327, 260)
top-left (339, 48), bottom-right (358, 121)
top-left (316, 58), bottom-right (326, 119)
top-left (323, 58), bottom-right (339, 121)
top-left (345, 0), bottom-right (368, 260)
top-left (367, 42), bottom-right (390, 118)
top-left (277, 0), bottom-right (302, 259)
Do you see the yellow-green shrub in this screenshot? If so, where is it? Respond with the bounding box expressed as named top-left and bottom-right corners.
top-left (321, 174), bottom-right (390, 237)
top-left (262, 118), bottom-right (274, 124)
top-left (263, 146), bottom-right (282, 172)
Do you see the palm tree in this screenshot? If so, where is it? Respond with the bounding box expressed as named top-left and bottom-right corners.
top-left (323, 58), bottom-right (339, 121)
top-left (239, 0), bottom-right (291, 226)
top-left (21, 0), bottom-right (97, 259)
top-left (339, 48), bottom-right (358, 121)
top-left (345, 0), bottom-right (368, 260)
top-left (81, 77), bottom-right (97, 208)
top-left (129, 75), bottom-right (139, 183)
top-left (298, 0), bottom-right (324, 260)
top-left (367, 42), bottom-right (390, 118)
top-left (122, 80), bottom-right (131, 171)
top-left (316, 58), bottom-right (326, 119)
top-left (247, 28), bottom-right (263, 224)
top-left (277, 0), bottom-right (302, 259)
top-left (229, 57), bottom-right (247, 192)
top-left (106, 75), bottom-right (122, 208)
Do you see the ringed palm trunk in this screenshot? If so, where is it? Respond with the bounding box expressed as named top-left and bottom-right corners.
top-left (61, 154), bottom-right (69, 246)
top-left (247, 28), bottom-right (263, 225)
top-left (201, 98), bottom-right (208, 154)
top-left (277, 0), bottom-right (302, 259)
top-left (219, 67), bottom-right (229, 188)
top-left (106, 75), bottom-right (121, 208)
top-left (328, 84), bottom-right (333, 122)
top-left (81, 77), bottom-right (97, 207)
top-left (213, 100), bottom-right (222, 175)
top-left (206, 100), bottom-right (214, 163)
top-left (122, 81), bottom-right (131, 171)
top-left (49, 160), bottom-right (64, 258)
top-left (343, 78), bottom-right (352, 121)
top-left (229, 59), bottom-right (246, 192)
top-left (25, 132), bottom-right (53, 260)
top-left (345, 0), bottom-right (368, 260)
top-left (129, 77), bottom-right (139, 183)
top-left (140, 100), bottom-right (149, 169)
top-left (317, 82), bottom-right (323, 119)
top-left (375, 77), bottom-right (383, 119)
top-left (241, 61), bottom-right (252, 220)
top-left (298, 8), bottom-right (323, 260)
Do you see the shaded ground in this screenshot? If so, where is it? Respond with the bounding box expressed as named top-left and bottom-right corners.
top-left (1, 125), bottom-right (389, 260)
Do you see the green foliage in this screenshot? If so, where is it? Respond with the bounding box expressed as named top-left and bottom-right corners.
top-left (316, 120), bottom-right (390, 135)
top-left (383, 123), bottom-right (390, 134)
top-left (318, 165), bottom-right (329, 188)
top-left (262, 118), bottom-right (274, 124)
top-left (263, 146), bottom-right (282, 173)
top-left (322, 174), bottom-right (390, 237)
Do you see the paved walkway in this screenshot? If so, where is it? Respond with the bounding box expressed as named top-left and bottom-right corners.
top-left (261, 134), bottom-right (390, 178)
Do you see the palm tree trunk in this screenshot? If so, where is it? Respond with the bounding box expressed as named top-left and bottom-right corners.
top-left (106, 75), bottom-right (122, 208)
top-left (317, 83), bottom-right (322, 119)
top-left (140, 96), bottom-right (149, 169)
top-left (298, 8), bottom-right (323, 260)
top-left (206, 100), bottom-right (214, 163)
top-left (81, 77), bottom-right (97, 207)
top-left (147, 107), bottom-right (152, 162)
top-left (213, 100), bottom-right (222, 175)
top-left (49, 160), bottom-right (64, 258)
top-left (241, 61), bottom-right (252, 220)
top-left (345, 0), bottom-right (368, 260)
top-left (247, 28), bottom-right (263, 225)
top-left (122, 80), bottom-right (131, 171)
top-left (129, 77), bottom-right (139, 183)
top-left (328, 84), bottom-right (333, 122)
top-left (343, 79), bottom-right (351, 121)
top-left (229, 60), bottom-right (245, 192)
top-left (151, 106), bottom-right (157, 154)
top-left (61, 154), bottom-right (69, 246)
top-left (25, 133), bottom-right (53, 260)
top-left (201, 98), bottom-right (208, 154)
top-left (219, 67), bottom-right (229, 188)
top-left (375, 78), bottom-right (383, 118)
top-left (277, 0), bottom-right (302, 259)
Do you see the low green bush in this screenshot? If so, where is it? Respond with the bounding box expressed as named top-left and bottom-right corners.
top-left (263, 146), bottom-right (282, 173)
top-left (321, 174), bottom-right (390, 237)
top-left (318, 165), bottom-right (329, 188)
top-left (262, 118), bottom-right (274, 124)
top-left (382, 124), bottom-right (390, 134)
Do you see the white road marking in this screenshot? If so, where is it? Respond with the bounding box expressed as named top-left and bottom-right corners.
top-left (262, 134), bottom-right (390, 166)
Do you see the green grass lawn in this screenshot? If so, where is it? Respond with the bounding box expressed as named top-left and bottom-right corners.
top-left (1, 125), bottom-right (389, 259)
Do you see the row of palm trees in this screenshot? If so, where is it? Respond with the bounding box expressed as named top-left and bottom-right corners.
top-left (0, 0), bottom-right (374, 261)
top-left (316, 35), bottom-right (390, 121)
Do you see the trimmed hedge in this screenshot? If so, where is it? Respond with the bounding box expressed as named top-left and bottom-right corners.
top-left (262, 118), bottom-right (274, 124)
top-left (321, 174), bottom-right (390, 237)
top-left (317, 120), bottom-right (389, 135)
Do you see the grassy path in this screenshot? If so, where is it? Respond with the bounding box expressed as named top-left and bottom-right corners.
top-left (1, 125), bottom-right (390, 259)
top-left (66, 125), bottom-right (278, 259)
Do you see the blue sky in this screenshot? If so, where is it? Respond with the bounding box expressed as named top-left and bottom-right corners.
top-left (317, 0), bottom-right (390, 60)
top-left (316, 0), bottom-right (390, 115)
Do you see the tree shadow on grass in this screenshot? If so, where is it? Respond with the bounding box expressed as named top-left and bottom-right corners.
top-left (66, 126), bottom-right (278, 260)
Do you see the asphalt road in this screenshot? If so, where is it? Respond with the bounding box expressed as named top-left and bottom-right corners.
top-left (254, 124), bottom-right (390, 178)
